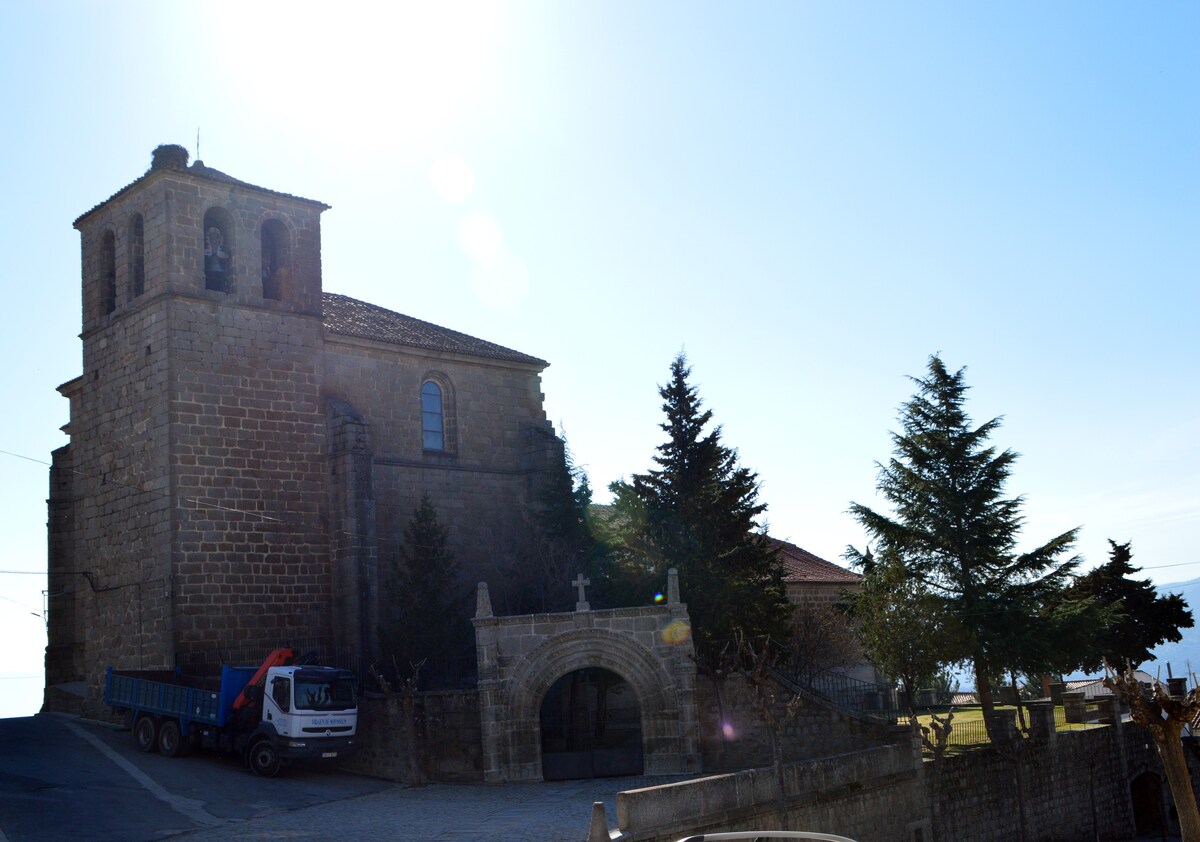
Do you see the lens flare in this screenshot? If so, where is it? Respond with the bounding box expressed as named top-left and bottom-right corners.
top-left (660, 619), bottom-right (691, 646)
top-left (722, 721), bottom-right (735, 739)
top-left (653, 592), bottom-right (665, 603)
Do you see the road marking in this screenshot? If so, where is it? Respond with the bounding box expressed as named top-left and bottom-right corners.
top-left (63, 719), bottom-right (223, 827)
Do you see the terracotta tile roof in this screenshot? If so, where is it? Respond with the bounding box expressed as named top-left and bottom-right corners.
top-left (322, 293), bottom-right (547, 367)
top-left (771, 538), bottom-right (861, 584)
top-left (74, 157), bottom-right (328, 226)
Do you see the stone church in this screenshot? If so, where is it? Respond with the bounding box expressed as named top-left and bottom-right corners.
top-left (45, 145), bottom-right (561, 713)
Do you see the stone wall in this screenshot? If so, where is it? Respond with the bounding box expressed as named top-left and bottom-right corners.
top-left (341, 690), bottom-right (484, 783)
top-left (695, 673), bottom-right (908, 773)
top-left (929, 725), bottom-right (1150, 842)
top-left (321, 335), bottom-right (554, 600)
top-left (615, 742), bottom-right (926, 842)
top-left (610, 721), bottom-right (1188, 842)
top-left (166, 295), bottom-right (331, 665)
top-left (55, 293), bottom-right (176, 707)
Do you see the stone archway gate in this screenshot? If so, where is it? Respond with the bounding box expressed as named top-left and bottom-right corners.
top-left (472, 569), bottom-right (702, 783)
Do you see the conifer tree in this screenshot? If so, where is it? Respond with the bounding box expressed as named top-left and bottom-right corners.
top-left (508, 437), bottom-right (608, 614)
top-left (609, 354), bottom-right (789, 665)
top-left (850, 356), bottom-right (1080, 742)
top-left (1066, 540), bottom-right (1193, 672)
top-left (378, 492), bottom-right (470, 686)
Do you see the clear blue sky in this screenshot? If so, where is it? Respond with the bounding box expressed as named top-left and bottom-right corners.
top-left (2, 1), bottom-right (1196, 716)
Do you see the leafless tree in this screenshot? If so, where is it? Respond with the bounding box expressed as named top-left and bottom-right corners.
top-left (370, 657), bottom-right (428, 786)
top-left (1106, 663), bottom-right (1200, 841)
top-left (785, 600), bottom-right (861, 685)
top-left (723, 633), bottom-right (806, 828)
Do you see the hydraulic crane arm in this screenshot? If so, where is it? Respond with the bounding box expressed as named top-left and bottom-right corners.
top-left (231, 648), bottom-right (295, 711)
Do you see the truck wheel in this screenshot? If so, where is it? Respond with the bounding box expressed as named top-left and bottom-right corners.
top-left (247, 739), bottom-right (281, 778)
top-left (158, 720), bottom-right (188, 758)
top-left (134, 715), bottom-right (159, 753)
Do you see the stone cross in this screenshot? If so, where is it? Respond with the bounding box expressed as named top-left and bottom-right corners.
top-left (573, 573), bottom-right (591, 612)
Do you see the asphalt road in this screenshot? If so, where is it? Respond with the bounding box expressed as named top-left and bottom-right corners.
top-left (0, 713), bottom-right (683, 841)
top-left (0, 713), bottom-right (391, 841)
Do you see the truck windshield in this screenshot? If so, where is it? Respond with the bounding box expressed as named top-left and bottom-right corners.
top-left (293, 672), bottom-right (356, 712)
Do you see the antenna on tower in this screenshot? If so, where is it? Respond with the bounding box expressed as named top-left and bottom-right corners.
top-left (196, 127), bottom-right (201, 162)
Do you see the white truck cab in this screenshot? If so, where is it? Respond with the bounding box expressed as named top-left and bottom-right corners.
top-left (253, 665), bottom-right (358, 773)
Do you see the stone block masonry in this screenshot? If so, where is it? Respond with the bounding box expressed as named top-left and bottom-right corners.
top-left (473, 573), bottom-right (702, 783)
top-left (611, 724), bottom-right (1191, 842)
top-left (167, 297), bottom-right (331, 661)
top-left (614, 742), bottom-right (924, 842)
top-left (342, 690), bottom-right (484, 783)
top-left (322, 334), bottom-right (553, 599)
top-left (46, 147), bottom-right (556, 719)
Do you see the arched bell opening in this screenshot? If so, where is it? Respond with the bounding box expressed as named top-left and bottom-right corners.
top-left (539, 667), bottom-right (643, 780)
top-left (260, 218), bottom-right (291, 300)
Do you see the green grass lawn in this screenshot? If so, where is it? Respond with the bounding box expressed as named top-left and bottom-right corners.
top-left (913, 705), bottom-right (1103, 753)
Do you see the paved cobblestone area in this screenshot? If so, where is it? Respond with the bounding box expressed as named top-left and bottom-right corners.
top-left (173, 775), bottom-right (694, 842)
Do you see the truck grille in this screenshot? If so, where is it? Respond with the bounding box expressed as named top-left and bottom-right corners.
top-left (302, 726), bottom-right (353, 734)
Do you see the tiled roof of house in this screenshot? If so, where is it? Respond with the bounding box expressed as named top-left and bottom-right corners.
top-left (1065, 671), bottom-right (1154, 698)
top-left (771, 538), bottom-right (861, 584)
top-left (322, 293), bottom-right (547, 367)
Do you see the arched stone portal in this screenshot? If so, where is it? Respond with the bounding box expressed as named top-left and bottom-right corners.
top-left (540, 667), bottom-right (643, 780)
top-left (473, 569), bottom-right (702, 782)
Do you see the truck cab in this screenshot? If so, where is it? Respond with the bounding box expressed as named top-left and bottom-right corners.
top-left (249, 665), bottom-right (358, 776)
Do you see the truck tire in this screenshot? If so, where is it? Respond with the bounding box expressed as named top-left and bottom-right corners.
top-left (247, 738), bottom-right (281, 778)
top-left (158, 720), bottom-right (189, 758)
top-left (134, 715), bottom-right (159, 753)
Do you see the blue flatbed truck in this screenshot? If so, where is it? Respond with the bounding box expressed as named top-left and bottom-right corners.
top-left (104, 648), bottom-right (358, 777)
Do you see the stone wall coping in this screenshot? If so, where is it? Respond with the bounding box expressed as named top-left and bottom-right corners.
top-left (473, 604), bottom-right (676, 628)
top-left (616, 743), bottom-right (913, 837)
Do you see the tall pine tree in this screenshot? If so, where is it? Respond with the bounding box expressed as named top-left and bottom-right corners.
top-left (507, 437), bottom-right (609, 614)
top-left (609, 354), bottom-right (789, 665)
top-left (378, 492), bottom-right (471, 686)
top-left (850, 356), bottom-right (1080, 742)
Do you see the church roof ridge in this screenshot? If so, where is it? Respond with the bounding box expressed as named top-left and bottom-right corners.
top-left (322, 292), bottom-right (548, 367)
top-left (74, 148), bottom-right (329, 227)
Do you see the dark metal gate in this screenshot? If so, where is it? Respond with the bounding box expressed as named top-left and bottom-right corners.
top-left (540, 668), bottom-right (643, 780)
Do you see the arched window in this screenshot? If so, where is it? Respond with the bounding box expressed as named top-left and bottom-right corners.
top-left (260, 219), bottom-right (291, 300)
top-left (203, 207), bottom-right (233, 293)
top-left (101, 231), bottom-right (117, 314)
top-left (421, 380), bottom-right (444, 451)
top-left (129, 214), bottom-right (145, 299)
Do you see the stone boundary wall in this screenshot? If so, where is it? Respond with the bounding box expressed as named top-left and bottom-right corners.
top-left (340, 689), bottom-right (483, 783)
top-left (929, 725), bottom-right (1152, 842)
top-left (612, 722), bottom-right (1196, 842)
top-left (695, 673), bottom-right (907, 773)
top-left (615, 742), bottom-right (925, 842)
